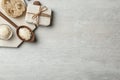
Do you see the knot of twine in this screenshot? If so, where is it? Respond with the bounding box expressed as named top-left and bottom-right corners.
top-left (27, 6), bottom-right (51, 25)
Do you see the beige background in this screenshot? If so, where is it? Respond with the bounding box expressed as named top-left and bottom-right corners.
top-left (0, 0), bottom-right (120, 80)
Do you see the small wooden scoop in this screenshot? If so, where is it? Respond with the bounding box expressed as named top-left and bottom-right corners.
top-left (0, 11), bottom-right (35, 42)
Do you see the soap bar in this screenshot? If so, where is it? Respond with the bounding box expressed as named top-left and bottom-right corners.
top-left (25, 4), bottom-right (52, 26)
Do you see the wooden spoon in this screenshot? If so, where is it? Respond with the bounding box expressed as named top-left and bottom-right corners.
top-left (0, 11), bottom-right (35, 42)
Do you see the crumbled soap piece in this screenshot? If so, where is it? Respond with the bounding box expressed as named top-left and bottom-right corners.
top-left (19, 28), bottom-right (32, 40)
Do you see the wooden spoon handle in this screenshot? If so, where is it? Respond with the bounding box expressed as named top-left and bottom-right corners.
top-left (0, 11), bottom-right (18, 29)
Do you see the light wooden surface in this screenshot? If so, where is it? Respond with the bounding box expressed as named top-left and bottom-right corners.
top-left (0, 0), bottom-right (120, 80)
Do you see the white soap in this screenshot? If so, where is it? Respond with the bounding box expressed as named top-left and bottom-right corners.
top-left (0, 24), bottom-right (13, 40)
top-left (25, 4), bottom-right (52, 26)
top-left (25, 4), bottom-right (40, 24)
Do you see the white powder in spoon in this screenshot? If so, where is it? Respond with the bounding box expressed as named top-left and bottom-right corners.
top-left (19, 27), bottom-right (32, 40)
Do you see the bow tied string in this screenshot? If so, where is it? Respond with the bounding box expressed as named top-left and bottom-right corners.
top-left (27, 6), bottom-right (51, 25)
